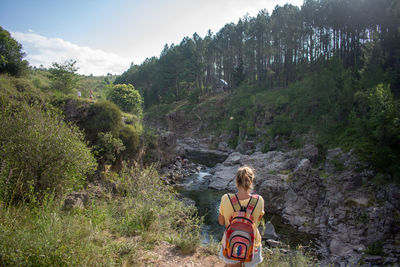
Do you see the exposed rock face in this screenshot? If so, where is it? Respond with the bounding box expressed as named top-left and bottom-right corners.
top-left (208, 150), bottom-right (298, 194)
top-left (235, 141), bottom-right (255, 155)
top-left (152, 132), bottom-right (230, 167)
top-left (205, 146), bottom-right (400, 265)
top-left (175, 138), bottom-right (229, 167)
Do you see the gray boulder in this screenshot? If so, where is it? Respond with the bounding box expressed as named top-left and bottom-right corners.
top-left (263, 221), bottom-right (279, 240)
top-left (63, 192), bottom-right (89, 210)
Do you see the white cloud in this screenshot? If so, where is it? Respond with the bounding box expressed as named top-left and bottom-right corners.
top-left (12, 31), bottom-right (133, 76)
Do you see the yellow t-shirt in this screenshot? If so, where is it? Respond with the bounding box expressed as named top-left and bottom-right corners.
top-left (219, 193), bottom-right (265, 247)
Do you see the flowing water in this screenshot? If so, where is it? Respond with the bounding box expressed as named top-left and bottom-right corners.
top-left (178, 170), bottom-right (317, 247)
top-left (178, 171), bottom-right (227, 244)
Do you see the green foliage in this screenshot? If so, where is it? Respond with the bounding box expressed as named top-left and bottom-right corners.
top-left (0, 105), bottom-right (96, 205)
top-left (48, 60), bottom-right (80, 94)
top-left (82, 100), bottom-right (122, 141)
top-left (141, 127), bottom-right (159, 165)
top-left (0, 166), bottom-right (203, 265)
top-left (224, 84), bottom-right (260, 139)
top-left (365, 241), bottom-right (384, 256)
top-left (76, 74), bottom-right (116, 100)
top-left (0, 194), bottom-right (138, 266)
top-left (360, 37), bottom-right (386, 90)
top-left (261, 246), bottom-right (316, 267)
top-left (344, 84), bottom-right (400, 179)
top-left (92, 132), bottom-right (125, 165)
top-left (117, 0), bottom-right (400, 111)
top-left (261, 142), bottom-right (271, 153)
top-left (116, 202), bottom-right (156, 236)
top-left (0, 74), bottom-right (47, 107)
top-left (270, 114), bottom-right (292, 137)
top-left (331, 157), bottom-right (345, 172)
top-left (107, 84), bottom-right (143, 116)
top-left (167, 206), bottom-right (202, 254)
top-left (228, 136), bottom-right (239, 149)
top-left (109, 167), bottom-right (202, 254)
top-left (118, 125), bottom-right (141, 160)
top-left (0, 26), bottom-right (28, 76)
top-left (188, 88), bottom-right (201, 105)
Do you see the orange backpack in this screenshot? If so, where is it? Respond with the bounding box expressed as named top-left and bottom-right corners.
top-left (222, 193), bottom-right (260, 262)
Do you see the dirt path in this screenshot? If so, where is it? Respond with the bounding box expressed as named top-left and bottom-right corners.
top-left (135, 241), bottom-right (225, 267)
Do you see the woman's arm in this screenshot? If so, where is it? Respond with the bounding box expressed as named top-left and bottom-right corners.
top-left (218, 213), bottom-right (225, 226)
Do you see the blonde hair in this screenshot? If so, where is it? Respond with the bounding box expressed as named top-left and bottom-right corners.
top-left (235, 166), bottom-right (255, 191)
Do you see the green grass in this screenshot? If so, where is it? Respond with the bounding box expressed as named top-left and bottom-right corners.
top-left (0, 198), bottom-right (123, 266)
top-left (261, 246), bottom-right (317, 267)
top-left (0, 166), bottom-right (202, 266)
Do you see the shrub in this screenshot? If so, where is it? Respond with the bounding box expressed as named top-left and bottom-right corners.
top-left (345, 84), bottom-right (400, 180)
top-left (107, 84), bottom-right (143, 116)
top-left (365, 241), bottom-right (384, 256)
top-left (261, 246), bottom-right (317, 267)
top-left (92, 132), bottom-right (125, 165)
top-left (0, 74), bottom-right (46, 108)
top-left (109, 167), bottom-right (202, 253)
top-left (118, 125), bottom-right (141, 160)
top-left (116, 203), bottom-right (156, 236)
top-left (270, 114), bottom-right (292, 137)
top-left (0, 104), bottom-right (96, 205)
top-left (82, 100), bottom-right (122, 141)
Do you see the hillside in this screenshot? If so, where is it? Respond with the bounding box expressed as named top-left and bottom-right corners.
top-left (117, 0), bottom-right (400, 182)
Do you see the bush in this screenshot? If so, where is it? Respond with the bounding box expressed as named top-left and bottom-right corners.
top-left (0, 74), bottom-right (47, 108)
top-left (118, 125), bottom-right (142, 160)
top-left (261, 246), bottom-right (317, 267)
top-left (0, 105), bottom-right (96, 205)
top-left (116, 203), bottom-right (156, 236)
top-left (344, 84), bottom-right (400, 180)
top-left (82, 100), bottom-right (122, 141)
top-left (92, 132), bottom-right (125, 165)
top-left (365, 241), bottom-right (384, 256)
top-left (109, 167), bottom-right (202, 253)
top-left (107, 84), bottom-right (143, 116)
top-left (270, 114), bottom-right (292, 137)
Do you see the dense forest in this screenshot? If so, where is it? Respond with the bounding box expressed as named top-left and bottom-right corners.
top-left (116, 0), bottom-right (400, 181)
top-left (117, 0), bottom-right (400, 104)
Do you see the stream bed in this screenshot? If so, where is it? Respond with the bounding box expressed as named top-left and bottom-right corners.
top-left (177, 170), bottom-right (317, 248)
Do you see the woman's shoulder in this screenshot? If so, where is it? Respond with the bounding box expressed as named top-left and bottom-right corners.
top-left (221, 193), bottom-right (230, 200)
top-left (220, 193), bottom-right (235, 203)
top-left (253, 193), bottom-right (264, 202)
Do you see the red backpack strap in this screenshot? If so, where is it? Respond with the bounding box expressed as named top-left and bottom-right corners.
top-left (245, 194), bottom-right (259, 215)
top-left (227, 193), bottom-right (242, 212)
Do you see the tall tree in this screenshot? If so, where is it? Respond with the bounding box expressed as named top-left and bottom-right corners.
top-left (0, 26), bottom-right (28, 76)
top-left (48, 60), bottom-right (80, 94)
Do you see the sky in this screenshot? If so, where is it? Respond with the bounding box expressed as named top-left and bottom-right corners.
top-left (0, 0), bottom-right (304, 76)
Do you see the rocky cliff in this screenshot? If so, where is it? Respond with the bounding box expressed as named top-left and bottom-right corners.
top-left (201, 145), bottom-right (400, 265)
top-left (149, 108), bottom-right (400, 265)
